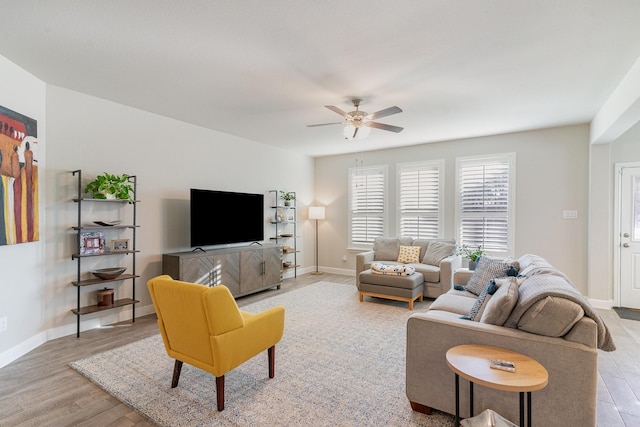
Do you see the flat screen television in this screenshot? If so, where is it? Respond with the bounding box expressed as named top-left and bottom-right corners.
top-left (190, 188), bottom-right (264, 247)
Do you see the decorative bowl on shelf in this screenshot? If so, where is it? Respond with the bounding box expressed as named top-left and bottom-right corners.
top-left (92, 267), bottom-right (126, 280)
top-left (279, 233), bottom-right (293, 237)
top-left (92, 220), bottom-right (122, 227)
top-left (282, 261), bottom-right (292, 268)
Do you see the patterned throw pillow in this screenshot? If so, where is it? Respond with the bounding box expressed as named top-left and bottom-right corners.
top-left (464, 256), bottom-right (515, 296)
top-left (461, 279), bottom-right (500, 321)
top-left (397, 245), bottom-right (421, 263)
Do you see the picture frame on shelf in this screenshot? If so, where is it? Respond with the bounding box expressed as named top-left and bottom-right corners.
top-left (80, 231), bottom-right (105, 255)
top-left (275, 209), bottom-right (285, 223)
top-left (111, 238), bottom-right (130, 252)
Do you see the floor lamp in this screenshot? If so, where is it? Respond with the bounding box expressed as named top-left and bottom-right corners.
top-left (309, 206), bottom-right (325, 275)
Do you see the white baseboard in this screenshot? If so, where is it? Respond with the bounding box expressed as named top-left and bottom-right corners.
top-left (589, 298), bottom-right (614, 310)
top-left (0, 331), bottom-right (47, 369)
top-left (0, 303), bottom-right (156, 369)
top-left (293, 266), bottom-right (355, 277)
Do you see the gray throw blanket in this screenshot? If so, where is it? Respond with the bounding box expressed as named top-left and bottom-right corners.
top-left (504, 273), bottom-right (616, 352)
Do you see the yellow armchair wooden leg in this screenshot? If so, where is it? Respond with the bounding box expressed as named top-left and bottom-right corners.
top-left (216, 375), bottom-right (225, 411)
top-left (171, 360), bottom-right (183, 388)
top-left (268, 345), bottom-right (275, 378)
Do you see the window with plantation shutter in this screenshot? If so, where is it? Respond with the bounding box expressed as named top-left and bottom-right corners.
top-left (349, 165), bottom-right (387, 246)
top-left (456, 154), bottom-right (515, 256)
top-left (398, 160), bottom-right (443, 239)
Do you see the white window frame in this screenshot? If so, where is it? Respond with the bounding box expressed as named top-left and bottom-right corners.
top-left (348, 164), bottom-right (388, 249)
top-left (396, 159), bottom-right (444, 239)
top-left (455, 153), bottom-right (516, 257)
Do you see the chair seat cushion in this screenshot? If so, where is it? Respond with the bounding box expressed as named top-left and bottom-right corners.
top-left (359, 269), bottom-right (424, 290)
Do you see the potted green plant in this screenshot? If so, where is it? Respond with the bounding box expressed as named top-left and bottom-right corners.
top-left (457, 244), bottom-right (484, 270)
top-left (85, 172), bottom-right (134, 203)
top-left (279, 191), bottom-right (296, 206)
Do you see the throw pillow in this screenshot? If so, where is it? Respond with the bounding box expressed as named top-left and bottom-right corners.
top-left (479, 277), bottom-right (520, 326)
top-left (464, 256), bottom-right (514, 296)
top-left (397, 245), bottom-right (421, 263)
top-left (461, 280), bottom-right (498, 321)
top-left (422, 241), bottom-right (456, 266)
top-left (373, 237), bottom-right (400, 261)
top-left (517, 297), bottom-right (584, 337)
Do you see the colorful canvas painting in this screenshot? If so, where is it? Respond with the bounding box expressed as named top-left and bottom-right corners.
top-left (0, 104), bottom-right (39, 245)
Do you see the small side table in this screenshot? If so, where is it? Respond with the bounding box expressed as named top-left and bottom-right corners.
top-left (446, 344), bottom-right (548, 427)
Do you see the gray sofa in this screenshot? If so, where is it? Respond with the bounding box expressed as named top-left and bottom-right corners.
top-left (406, 254), bottom-right (616, 427)
top-left (356, 237), bottom-right (461, 299)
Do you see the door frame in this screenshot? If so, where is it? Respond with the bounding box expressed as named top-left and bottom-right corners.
top-left (613, 162), bottom-right (640, 307)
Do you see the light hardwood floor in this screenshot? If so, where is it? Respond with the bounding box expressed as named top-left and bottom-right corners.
top-left (0, 273), bottom-right (638, 427)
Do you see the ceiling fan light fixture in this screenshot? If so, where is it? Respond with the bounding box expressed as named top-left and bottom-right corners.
top-left (344, 123), bottom-right (371, 140)
top-left (308, 98), bottom-right (402, 139)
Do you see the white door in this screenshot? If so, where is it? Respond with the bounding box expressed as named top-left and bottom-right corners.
top-left (619, 166), bottom-right (640, 309)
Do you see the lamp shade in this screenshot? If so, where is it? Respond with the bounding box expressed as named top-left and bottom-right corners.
top-left (309, 206), bottom-right (325, 220)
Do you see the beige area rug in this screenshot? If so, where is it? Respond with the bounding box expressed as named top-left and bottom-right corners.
top-left (70, 281), bottom-right (455, 426)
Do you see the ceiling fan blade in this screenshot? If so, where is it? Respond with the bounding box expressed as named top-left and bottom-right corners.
top-left (352, 126), bottom-right (359, 139)
top-left (325, 105), bottom-right (351, 119)
top-left (306, 122), bottom-right (344, 127)
top-left (367, 106), bottom-right (402, 120)
top-left (367, 121), bottom-right (404, 133)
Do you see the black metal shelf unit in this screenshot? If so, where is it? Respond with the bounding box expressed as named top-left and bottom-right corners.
top-left (70, 170), bottom-right (139, 337)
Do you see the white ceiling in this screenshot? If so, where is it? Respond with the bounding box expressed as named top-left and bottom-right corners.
top-left (2, 1), bottom-right (640, 157)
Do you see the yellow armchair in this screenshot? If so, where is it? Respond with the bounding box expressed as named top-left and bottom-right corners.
top-left (147, 275), bottom-right (285, 411)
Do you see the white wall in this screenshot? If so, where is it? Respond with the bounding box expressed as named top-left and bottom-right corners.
top-left (0, 55), bottom-right (46, 365)
top-left (315, 125), bottom-right (592, 294)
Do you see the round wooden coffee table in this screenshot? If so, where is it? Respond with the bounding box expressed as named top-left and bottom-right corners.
top-left (446, 344), bottom-right (548, 427)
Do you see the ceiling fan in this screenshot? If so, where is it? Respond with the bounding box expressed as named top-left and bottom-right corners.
top-left (307, 98), bottom-right (403, 139)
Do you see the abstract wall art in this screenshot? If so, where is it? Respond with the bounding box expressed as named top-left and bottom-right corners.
top-left (0, 104), bottom-right (39, 245)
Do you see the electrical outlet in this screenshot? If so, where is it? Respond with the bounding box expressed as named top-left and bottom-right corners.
top-left (0, 316), bottom-right (7, 333)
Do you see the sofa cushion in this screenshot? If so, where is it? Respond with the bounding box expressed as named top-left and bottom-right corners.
top-left (423, 241), bottom-right (456, 266)
top-left (412, 263), bottom-right (440, 283)
top-left (517, 296), bottom-right (585, 337)
top-left (480, 277), bottom-right (519, 326)
top-left (397, 245), bottom-right (421, 263)
top-left (373, 238), bottom-right (401, 261)
top-left (359, 269), bottom-right (424, 290)
top-left (429, 292), bottom-right (476, 315)
top-left (464, 256), bottom-right (516, 296)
